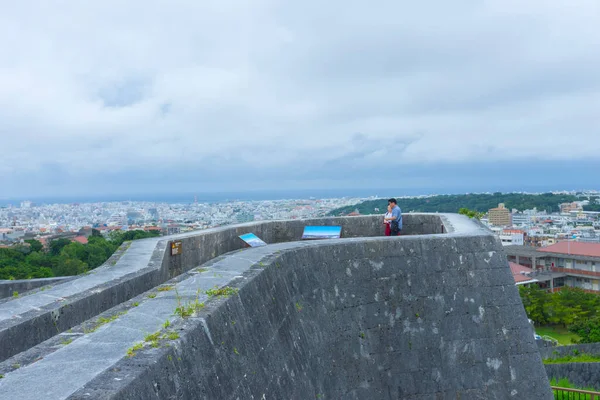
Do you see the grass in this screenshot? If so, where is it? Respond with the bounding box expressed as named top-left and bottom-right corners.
top-left (535, 325), bottom-right (581, 345)
top-left (12, 291), bottom-right (19, 298)
top-left (550, 377), bottom-right (600, 398)
top-left (144, 332), bottom-right (162, 348)
top-left (148, 293), bottom-right (157, 299)
top-left (157, 286), bottom-right (174, 292)
top-left (174, 289), bottom-right (205, 318)
top-left (127, 342), bottom-right (143, 357)
top-left (129, 329), bottom-right (181, 357)
top-left (205, 286), bottom-right (238, 298)
top-left (85, 311), bottom-right (126, 333)
top-left (544, 353), bottom-right (600, 364)
top-left (166, 331), bottom-right (179, 340)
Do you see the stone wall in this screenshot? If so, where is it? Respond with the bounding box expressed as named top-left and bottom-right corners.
top-left (69, 222), bottom-right (551, 399)
top-left (0, 214), bottom-right (553, 399)
top-left (0, 277), bottom-right (72, 300)
top-left (0, 214), bottom-right (442, 363)
top-left (539, 343), bottom-right (600, 359)
top-left (166, 214), bottom-right (443, 278)
top-left (541, 343), bottom-right (600, 391)
top-left (545, 363), bottom-right (600, 390)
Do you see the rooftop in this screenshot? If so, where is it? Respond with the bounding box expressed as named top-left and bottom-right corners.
top-left (505, 245), bottom-right (600, 262)
top-left (539, 241), bottom-right (600, 258)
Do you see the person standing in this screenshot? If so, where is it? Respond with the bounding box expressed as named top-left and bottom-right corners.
top-left (384, 198), bottom-right (402, 236)
top-left (383, 205), bottom-right (392, 236)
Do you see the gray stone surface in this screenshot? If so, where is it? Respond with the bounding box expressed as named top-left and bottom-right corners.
top-left (539, 343), bottom-right (600, 359)
top-left (545, 363), bottom-right (600, 390)
top-left (0, 214), bottom-right (553, 399)
top-left (0, 238), bottom-right (165, 362)
top-left (0, 214), bottom-right (431, 363)
top-left (0, 277), bottom-right (73, 300)
top-left (540, 343), bottom-right (600, 391)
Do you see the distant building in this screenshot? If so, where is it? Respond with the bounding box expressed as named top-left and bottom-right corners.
top-left (148, 208), bottom-right (160, 221)
top-left (164, 224), bottom-right (181, 236)
top-left (72, 236), bottom-right (88, 245)
top-left (560, 202), bottom-right (582, 214)
top-left (126, 211), bottom-right (143, 225)
top-left (525, 234), bottom-right (557, 248)
top-left (506, 242), bottom-right (600, 292)
top-left (511, 213), bottom-right (530, 226)
top-left (0, 228), bottom-right (14, 242)
top-left (510, 262), bottom-right (538, 286)
top-left (499, 229), bottom-right (525, 246)
top-left (488, 203), bottom-right (511, 227)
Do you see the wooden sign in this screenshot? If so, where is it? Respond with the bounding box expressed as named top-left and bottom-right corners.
top-left (171, 241), bottom-right (182, 256)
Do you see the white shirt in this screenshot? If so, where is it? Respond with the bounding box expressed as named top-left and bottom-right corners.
top-left (384, 212), bottom-right (392, 224)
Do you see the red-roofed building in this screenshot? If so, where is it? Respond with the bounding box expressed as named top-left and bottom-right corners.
top-left (506, 242), bottom-right (600, 292)
top-left (503, 229), bottom-right (525, 235)
top-left (72, 236), bottom-right (88, 245)
top-left (509, 262), bottom-right (538, 285)
top-left (539, 241), bottom-right (600, 258)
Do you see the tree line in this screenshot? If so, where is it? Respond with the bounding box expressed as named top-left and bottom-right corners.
top-left (328, 193), bottom-right (598, 216)
top-left (519, 285), bottom-right (600, 343)
top-left (0, 229), bottom-right (160, 280)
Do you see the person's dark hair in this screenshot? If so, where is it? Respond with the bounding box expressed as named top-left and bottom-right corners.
top-left (388, 198), bottom-right (397, 205)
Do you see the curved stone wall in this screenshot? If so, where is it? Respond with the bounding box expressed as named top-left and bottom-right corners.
top-left (0, 214), bottom-right (439, 363)
top-left (0, 214), bottom-right (553, 399)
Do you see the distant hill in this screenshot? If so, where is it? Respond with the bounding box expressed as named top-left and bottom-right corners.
top-left (328, 193), bottom-right (591, 216)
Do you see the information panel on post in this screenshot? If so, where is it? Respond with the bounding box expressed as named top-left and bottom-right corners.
top-left (171, 241), bottom-right (182, 256)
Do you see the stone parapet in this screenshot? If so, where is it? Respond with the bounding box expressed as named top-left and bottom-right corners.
top-left (0, 214), bottom-right (553, 399)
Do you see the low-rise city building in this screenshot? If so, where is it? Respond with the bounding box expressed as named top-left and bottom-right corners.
top-left (506, 242), bottom-right (600, 293)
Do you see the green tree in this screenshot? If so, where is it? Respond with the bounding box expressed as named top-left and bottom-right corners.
top-left (569, 317), bottom-right (600, 343)
top-left (91, 229), bottom-right (103, 237)
top-left (86, 244), bottom-right (107, 268)
top-left (458, 208), bottom-right (484, 220)
top-left (26, 251), bottom-right (54, 269)
top-left (24, 239), bottom-right (44, 253)
top-left (49, 238), bottom-right (73, 256)
top-left (329, 192), bottom-right (581, 216)
top-left (519, 285), bottom-right (551, 325)
top-left (53, 257), bottom-right (87, 276)
top-left (1, 229), bottom-right (159, 279)
top-left (60, 242), bottom-right (87, 262)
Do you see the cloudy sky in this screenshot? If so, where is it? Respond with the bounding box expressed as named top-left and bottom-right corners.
top-left (1, 1), bottom-right (599, 200)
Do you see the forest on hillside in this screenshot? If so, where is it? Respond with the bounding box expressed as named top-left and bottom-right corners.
top-left (329, 193), bottom-right (599, 216)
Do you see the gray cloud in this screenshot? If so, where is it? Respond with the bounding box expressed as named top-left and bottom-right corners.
top-left (0, 1), bottom-right (599, 198)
